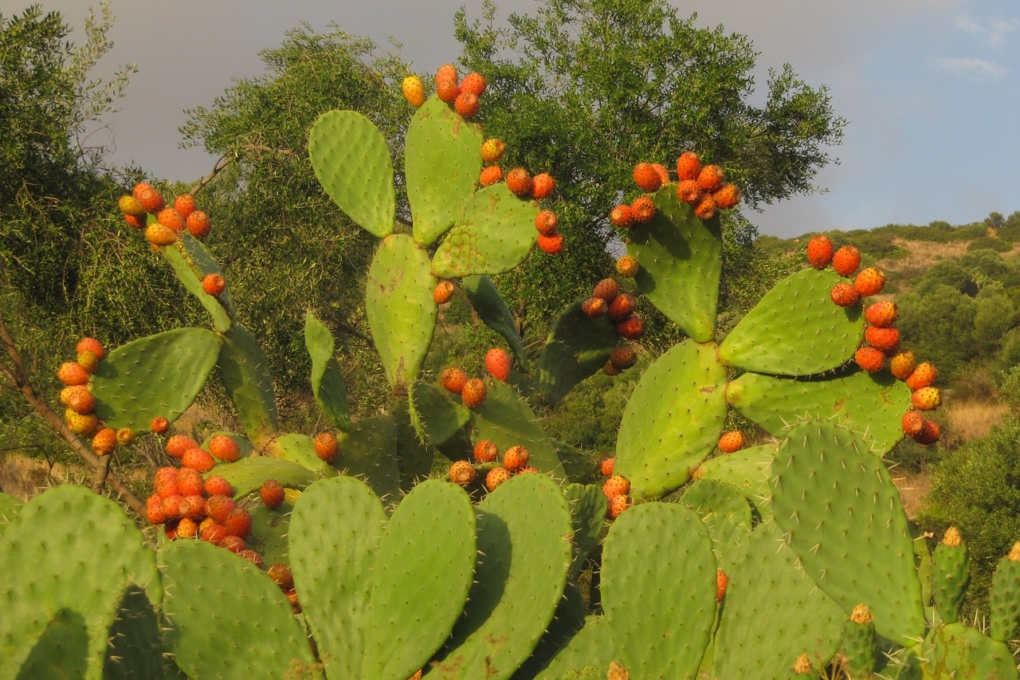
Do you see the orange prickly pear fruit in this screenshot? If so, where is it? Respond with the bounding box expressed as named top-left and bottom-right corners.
top-left (855, 346), bottom-right (885, 373)
top-left (906, 363), bottom-right (937, 390)
top-left (506, 168), bottom-right (533, 197)
top-left (615, 315), bottom-right (644, 340)
top-left (676, 180), bottom-right (702, 205)
top-left (651, 163), bottom-right (670, 187)
top-left (829, 282), bottom-right (860, 307)
top-left (601, 457), bottom-right (615, 477)
top-left (157, 207), bottom-right (186, 233)
top-left (454, 92), bottom-right (480, 119)
top-left (150, 416), bottom-right (169, 433)
top-left (718, 431), bottom-right (744, 453)
top-left (855, 267), bottom-right (886, 297)
top-left (865, 301), bottom-right (898, 327)
top-left (174, 193), bottom-right (197, 218)
top-left (535, 210), bottom-right (558, 236)
top-left (435, 64), bottom-right (458, 86)
top-left (186, 210), bottom-right (211, 239)
top-left (609, 346), bottom-right (637, 370)
top-left (913, 419), bottom-right (940, 444)
top-left (632, 163), bottom-right (662, 192)
top-left (712, 183), bottom-right (741, 209)
top-left (314, 432), bottom-right (339, 462)
top-left (449, 460), bottom-right (477, 486)
top-left (693, 194), bottom-right (717, 220)
top-left (92, 428), bottom-right (117, 455)
top-left (537, 233), bottom-right (564, 254)
top-left (531, 173), bottom-right (555, 199)
top-left (402, 75), bottom-right (425, 107)
top-left (912, 387), bottom-right (941, 411)
top-left (202, 274), bottom-right (225, 296)
top-left (436, 79), bottom-right (460, 103)
top-left (485, 467), bottom-right (511, 492)
top-left (832, 245), bottom-right (861, 277)
top-left (807, 235), bottom-right (834, 269)
top-left (902, 411), bottom-right (925, 436)
top-left (57, 362), bottom-right (90, 386)
top-left (433, 281), bottom-right (455, 304)
top-left (716, 569), bottom-right (729, 602)
top-left (118, 195), bottom-right (146, 218)
top-left (485, 348), bottom-right (512, 381)
top-left (479, 165), bottom-right (503, 186)
top-left (145, 223), bottom-right (177, 247)
top-left (890, 351), bottom-right (917, 380)
top-left (676, 151), bottom-right (701, 181)
top-left (631, 196), bottom-right (656, 222)
top-left (610, 204), bottom-right (635, 228)
top-left (607, 494), bottom-right (632, 519)
top-left (461, 378), bottom-right (487, 409)
top-left (460, 72), bottom-right (486, 96)
top-left (582, 297), bottom-right (607, 318)
top-left (502, 445), bottom-right (529, 472)
top-left (76, 337), bottom-right (105, 361)
top-left (616, 255), bottom-right (639, 278)
top-left (865, 326), bottom-right (899, 352)
top-left (593, 278), bottom-right (619, 301)
top-left (473, 440), bottom-right (498, 463)
top-left (697, 165), bottom-right (725, 193)
top-left (440, 367), bottom-right (469, 394)
top-left (602, 474), bottom-right (630, 498)
top-left (481, 139), bottom-right (505, 163)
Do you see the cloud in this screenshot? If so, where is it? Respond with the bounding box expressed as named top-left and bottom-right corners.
top-left (934, 57), bottom-right (1007, 80)
top-left (953, 13), bottom-right (1019, 48)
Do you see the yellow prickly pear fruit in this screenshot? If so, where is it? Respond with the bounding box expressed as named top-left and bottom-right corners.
top-left (77, 349), bottom-right (100, 374)
top-left (145, 222), bottom-right (177, 246)
top-left (402, 75), bottom-right (425, 107)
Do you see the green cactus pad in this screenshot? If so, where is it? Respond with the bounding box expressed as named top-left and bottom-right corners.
top-left (933, 541), bottom-right (970, 624)
top-left (615, 339), bottom-right (728, 500)
top-left (290, 476), bottom-right (386, 679)
top-left (439, 474), bottom-right (573, 679)
top-left (102, 585), bottom-right (163, 680)
top-left (627, 189), bottom-right (721, 342)
top-left (601, 503), bottom-right (716, 679)
top-left (16, 608), bottom-right (89, 680)
top-left (366, 234), bottom-right (437, 391)
top-left (0, 486), bottom-right (161, 679)
top-left (394, 404), bottom-right (437, 491)
top-left (159, 540), bottom-right (317, 680)
top-left (463, 275), bottom-right (529, 371)
top-left (162, 234), bottom-right (235, 333)
top-left (90, 327), bottom-right (221, 431)
top-left (0, 492), bottom-right (21, 539)
top-left (200, 431), bottom-right (253, 459)
top-left (694, 444), bottom-right (775, 519)
top-left (246, 501), bottom-right (292, 568)
top-left (208, 456), bottom-right (319, 499)
top-left (536, 301), bottom-right (619, 406)
top-left (922, 622), bottom-right (1018, 679)
top-left (305, 311), bottom-right (350, 432)
top-left (217, 324), bottom-right (279, 445)
top-left (534, 617), bottom-right (617, 680)
top-left (269, 433), bottom-right (334, 476)
top-left (726, 367), bottom-right (910, 456)
top-left (712, 522), bottom-right (845, 680)
top-left (516, 584), bottom-right (588, 679)
top-left (308, 109), bottom-right (395, 238)
top-left (989, 556), bottom-right (1020, 643)
top-left (770, 421), bottom-right (926, 646)
top-left (679, 479), bottom-right (752, 570)
top-left (431, 184), bottom-right (541, 278)
top-left (405, 94), bottom-right (483, 246)
top-left (409, 381), bottom-right (471, 446)
top-left (717, 268), bottom-right (864, 376)
top-left (470, 379), bottom-right (567, 481)
top-left (333, 414), bottom-right (402, 500)
top-left (362, 480), bottom-right (477, 680)
top-left (565, 483), bottom-right (608, 581)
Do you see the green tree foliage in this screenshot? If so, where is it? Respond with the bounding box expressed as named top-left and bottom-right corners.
top-left (453, 0), bottom-right (846, 322)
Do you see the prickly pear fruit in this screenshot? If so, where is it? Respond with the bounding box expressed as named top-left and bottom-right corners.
top-left (537, 233), bottom-right (564, 254)
top-left (435, 64), bottom-right (458, 86)
top-left (57, 362), bottom-right (90, 386)
top-left (462, 378), bottom-right (487, 409)
top-left (204, 475), bottom-right (233, 497)
top-left (473, 439), bottom-right (498, 463)
top-left (593, 278), bottom-right (620, 302)
top-left (485, 348), bottom-right (511, 381)
top-left (119, 195), bottom-right (146, 218)
top-left (314, 432), bottom-right (339, 462)
top-left (602, 474), bottom-right (630, 498)
top-left (177, 468), bottom-right (204, 497)
top-left (830, 282), bottom-right (860, 307)
top-left (610, 204), bottom-right (635, 228)
top-left (535, 210), bottom-right (558, 236)
top-left (677, 151), bottom-right (701, 181)
top-left (607, 494), bottom-right (631, 519)
top-left (865, 326), bottom-right (899, 352)
top-left (582, 297), bottom-right (607, 318)
top-left (402, 75), bottom-right (425, 107)
top-left (633, 162), bottom-right (662, 192)
top-left (532, 173), bottom-right (556, 200)
top-left (502, 445), bottom-right (529, 472)
top-left (116, 428), bottom-right (134, 445)
top-left (608, 293), bottom-right (636, 322)
top-left (454, 92), bottom-right (479, 119)
top-left (603, 361), bottom-right (621, 376)
top-left (433, 281), bottom-right (455, 304)
top-left (631, 196), bottom-right (656, 222)
top-left (154, 468), bottom-right (180, 498)
top-left (449, 460), bottom-right (477, 486)
top-left (92, 428), bottom-right (117, 455)
top-left (65, 410), bottom-right (98, 435)
top-left (906, 363), bottom-right (937, 390)
top-left (224, 507), bottom-right (253, 538)
top-left (651, 163), bottom-right (670, 186)
top-left (716, 569), bottom-right (729, 602)
top-left (616, 255), bottom-right (639, 278)
top-left (268, 563), bottom-right (295, 591)
top-left (902, 411), bottom-right (925, 436)
top-left (151, 416), bottom-right (169, 433)
top-left (865, 301), bottom-right (898, 327)
top-left (506, 168), bottom-right (533, 197)
top-left (134, 184), bottom-right (165, 213)
top-left (441, 367), bottom-right (469, 394)
top-left (174, 194), bottom-right (197, 218)
top-left (609, 346), bottom-right (637, 370)
top-left (807, 235), bottom-right (834, 269)
top-left (63, 385), bottom-right (95, 414)
top-left (890, 351), bottom-right (917, 380)
top-left (481, 139), bottom-right (505, 163)
top-left (145, 222), bottom-right (177, 246)
top-left (145, 495), bottom-right (167, 524)
top-left (677, 180), bottom-right (701, 205)
top-left (693, 194), bottom-right (717, 220)
top-left (182, 447), bottom-right (216, 473)
top-left (76, 337), bottom-right (106, 360)
top-left (912, 387), bottom-right (941, 411)
top-left (76, 349), bottom-right (100, 374)
top-left (179, 495), bottom-right (206, 520)
top-left (718, 431), bottom-right (744, 453)
top-left (157, 207), bottom-right (186, 233)
top-left (615, 315), bottom-right (644, 339)
top-left (479, 165), bottom-right (503, 186)
top-left (697, 165), bottom-right (724, 192)
top-left (166, 435), bottom-right (199, 459)
top-left (436, 79), bottom-right (460, 104)
top-left (601, 457), bottom-right (615, 477)
top-left (855, 346), bottom-right (885, 373)
top-left (186, 211), bottom-right (211, 239)
top-left (460, 72), bottom-right (486, 95)
top-left (202, 273), bottom-right (225, 296)
top-left (206, 495), bottom-right (236, 524)
top-left (485, 466), bottom-right (511, 492)
top-left (855, 267), bottom-right (886, 297)
top-left (208, 434), bottom-right (241, 462)
top-left (832, 245), bottom-right (861, 277)
top-left (913, 419), bottom-right (940, 445)
top-left (712, 183), bottom-right (741, 210)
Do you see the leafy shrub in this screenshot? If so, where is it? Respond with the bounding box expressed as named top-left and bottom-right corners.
top-left (967, 236), bottom-right (1011, 253)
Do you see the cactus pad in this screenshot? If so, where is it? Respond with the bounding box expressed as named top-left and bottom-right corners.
top-left (536, 301), bottom-right (619, 406)
top-left (408, 381), bottom-right (470, 446)
top-left (439, 474), bottom-right (573, 679)
top-left (565, 483), bottom-right (608, 580)
top-left (431, 184), bottom-right (541, 278)
top-left (726, 367), bottom-right (910, 456)
top-left (366, 234), bottom-right (437, 391)
top-left (771, 421), bottom-right (925, 645)
top-left (922, 623), bottom-right (1017, 679)
top-left (268, 433), bottom-right (335, 476)
top-left (217, 324), bottom-right (279, 445)
top-left (989, 554), bottom-right (1020, 643)
top-left (16, 608), bottom-right (88, 680)
top-left (712, 523), bottom-right (845, 680)
top-left (718, 268), bottom-right (863, 376)
top-left (405, 95), bottom-right (483, 246)
top-left (0, 492), bottom-right (21, 539)
top-left (694, 444), bottom-right (775, 519)
top-left (90, 328), bottom-right (221, 431)
top-left (162, 234), bottom-right (235, 332)
top-left (517, 584), bottom-right (588, 679)
top-left (463, 275), bottom-right (528, 370)
top-left (628, 189), bottom-right (721, 342)
top-left (333, 414), bottom-right (402, 500)
top-left (247, 501), bottom-right (292, 568)
top-left (102, 585), bottom-right (164, 680)
top-left (679, 479), bottom-right (753, 569)
top-left (601, 503), bottom-right (716, 678)
top-left (536, 617), bottom-right (617, 680)
top-left (615, 339), bottom-right (728, 500)
top-left (308, 109), bottom-right (395, 238)
top-left (209, 456), bottom-right (319, 499)
top-left (305, 310), bottom-right (350, 432)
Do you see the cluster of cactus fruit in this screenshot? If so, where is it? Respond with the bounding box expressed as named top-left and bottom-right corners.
top-left (3, 61), bottom-right (1018, 679)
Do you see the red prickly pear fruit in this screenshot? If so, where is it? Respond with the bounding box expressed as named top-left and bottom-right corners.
top-left (830, 282), bottom-right (860, 307)
top-left (608, 294), bottom-right (636, 322)
top-left (712, 183), bottom-right (741, 210)
top-left (151, 417), bottom-right (170, 433)
top-left (906, 363), bottom-right (937, 390)
top-left (224, 507), bottom-right (253, 538)
top-left (454, 92), bottom-right (480, 119)
top-left (462, 378), bottom-right (487, 409)
top-left (166, 435), bottom-right (199, 459)
top-left (473, 439), bottom-right (499, 463)
top-left (485, 466), bottom-right (511, 492)
top-left (449, 460), bottom-right (477, 486)
top-left (202, 522), bottom-right (229, 544)
top-left (134, 184), bottom-right (165, 213)
top-left (506, 168), bottom-right (533, 196)
top-left (601, 457), bottom-right (615, 477)
top-left (610, 204), bottom-right (634, 228)
top-left (145, 494), bottom-right (167, 524)
top-left (807, 235), bottom-right (834, 269)
top-left (485, 348), bottom-right (512, 381)
top-left (314, 432), bottom-right (339, 462)
top-left (890, 351), bottom-right (917, 380)
top-left (220, 535), bottom-right (247, 554)
top-left (912, 419), bottom-right (940, 445)
top-left (174, 193), bottom-right (197, 218)
top-left (179, 495), bottom-right (206, 521)
top-left (157, 207), bottom-right (185, 233)
top-left (582, 297), bottom-right (607, 318)
top-left (460, 72), bottom-right (486, 96)
top-left (502, 445), bottom-right (530, 472)
top-left (433, 281), bottom-right (455, 304)
top-left (537, 233), bottom-right (564, 254)
top-left (693, 194), bottom-right (717, 220)
top-left (855, 346), bottom-right (885, 373)
top-left (206, 495), bottom-right (237, 524)
top-left (177, 468), bottom-right (205, 497)
top-left (651, 163), bottom-right (671, 186)
top-left (440, 367), bottom-right (469, 394)
top-left (402, 75), bottom-right (425, 107)
top-left (832, 245), bottom-right (861, 277)
top-left (854, 267), bottom-right (886, 297)
top-left (718, 431), bottom-right (744, 453)
top-left (481, 139), bottom-right (505, 163)
top-left (716, 569), bottom-right (729, 602)
top-left (631, 196), bottom-right (656, 222)
top-left (632, 162), bottom-right (662, 192)
top-left (202, 274), bottom-right (225, 296)
top-left (697, 165), bottom-right (725, 193)
top-left (535, 210), bottom-right (558, 236)
top-left (615, 255), bottom-right (639, 278)
top-left (436, 79), bottom-right (460, 103)
top-left (208, 434), bottom-right (241, 462)
top-left (532, 173), bottom-right (556, 200)
top-left (268, 563), bottom-right (295, 591)
top-left (479, 165), bottom-right (503, 186)
top-left (676, 151), bottom-right (701, 181)
top-left (182, 447), bottom-right (216, 473)
top-left (609, 346), bottom-right (637, 370)
top-left (603, 361), bottom-right (621, 376)
top-left (865, 301), bottom-right (898, 327)
top-left (615, 315), bottom-right (644, 340)
top-left (593, 278), bottom-right (620, 302)
top-left (912, 387), bottom-right (941, 411)
top-left (607, 494), bottom-right (632, 519)
top-left (677, 180), bottom-right (701, 205)
top-left (602, 474), bottom-right (630, 498)
top-left (76, 337), bottom-right (106, 361)
top-left (154, 467), bottom-right (180, 498)
top-left (902, 411), bottom-right (925, 436)
top-left (204, 475), bottom-right (233, 497)
top-left (186, 210), bottom-right (211, 239)
top-left (57, 362), bottom-right (90, 386)
top-left (161, 494), bottom-right (185, 521)
top-left (124, 214), bottom-right (144, 229)
top-left (865, 326), bottom-right (899, 352)
top-left (119, 194), bottom-right (147, 218)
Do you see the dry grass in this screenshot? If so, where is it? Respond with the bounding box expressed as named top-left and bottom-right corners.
top-left (892, 471), bottom-right (932, 519)
top-left (877, 239), bottom-right (971, 280)
top-left (0, 453), bottom-right (71, 501)
top-left (946, 400), bottom-right (1008, 443)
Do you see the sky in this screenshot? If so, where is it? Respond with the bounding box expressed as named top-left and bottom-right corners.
top-left (16, 0), bottom-right (1020, 238)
